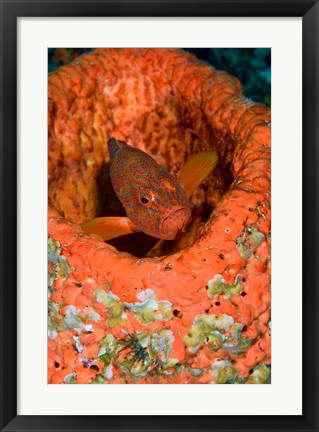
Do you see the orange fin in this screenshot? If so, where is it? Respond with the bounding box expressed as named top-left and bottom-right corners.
top-left (178, 151), bottom-right (218, 198)
top-left (81, 217), bottom-right (137, 241)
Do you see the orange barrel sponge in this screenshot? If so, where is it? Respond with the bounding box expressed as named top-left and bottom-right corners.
top-left (48, 48), bottom-right (271, 384)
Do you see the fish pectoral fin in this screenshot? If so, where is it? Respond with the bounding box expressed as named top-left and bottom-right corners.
top-left (81, 217), bottom-right (138, 241)
top-left (178, 151), bottom-right (218, 198)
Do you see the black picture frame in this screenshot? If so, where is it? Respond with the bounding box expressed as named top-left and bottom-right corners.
top-left (0, 1), bottom-right (318, 431)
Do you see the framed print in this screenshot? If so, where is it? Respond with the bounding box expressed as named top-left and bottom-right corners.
top-left (0, 0), bottom-right (318, 431)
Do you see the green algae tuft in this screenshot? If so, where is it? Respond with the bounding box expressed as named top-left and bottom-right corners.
top-left (48, 303), bottom-right (99, 337)
top-left (184, 314), bottom-right (251, 355)
top-left (48, 237), bottom-right (71, 287)
top-left (236, 226), bottom-right (265, 260)
top-left (125, 289), bottom-right (173, 325)
top-left (94, 289), bottom-right (127, 328)
top-left (114, 330), bottom-right (178, 378)
top-left (212, 359), bottom-right (238, 384)
top-left (244, 363), bottom-right (271, 384)
top-left (207, 274), bottom-right (243, 299)
top-left (98, 334), bottom-right (117, 364)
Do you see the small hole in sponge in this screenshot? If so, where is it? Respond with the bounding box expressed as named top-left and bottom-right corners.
top-left (89, 365), bottom-right (99, 372)
top-left (173, 309), bottom-right (183, 319)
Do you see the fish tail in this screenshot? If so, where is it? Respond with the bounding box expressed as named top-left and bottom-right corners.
top-left (178, 151), bottom-right (218, 198)
top-left (81, 216), bottom-right (137, 241)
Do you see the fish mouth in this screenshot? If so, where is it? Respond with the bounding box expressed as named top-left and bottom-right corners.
top-left (159, 207), bottom-right (191, 240)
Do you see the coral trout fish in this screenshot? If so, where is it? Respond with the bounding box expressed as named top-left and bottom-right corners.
top-left (82, 137), bottom-right (218, 241)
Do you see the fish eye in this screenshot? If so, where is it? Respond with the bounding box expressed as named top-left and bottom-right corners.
top-left (141, 197), bottom-right (149, 204)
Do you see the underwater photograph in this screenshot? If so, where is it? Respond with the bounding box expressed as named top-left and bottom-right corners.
top-left (48, 48), bottom-right (271, 384)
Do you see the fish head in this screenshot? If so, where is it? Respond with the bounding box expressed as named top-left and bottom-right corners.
top-left (159, 206), bottom-right (192, 240)
top-left (107, 137), bottom-right (192, 240)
